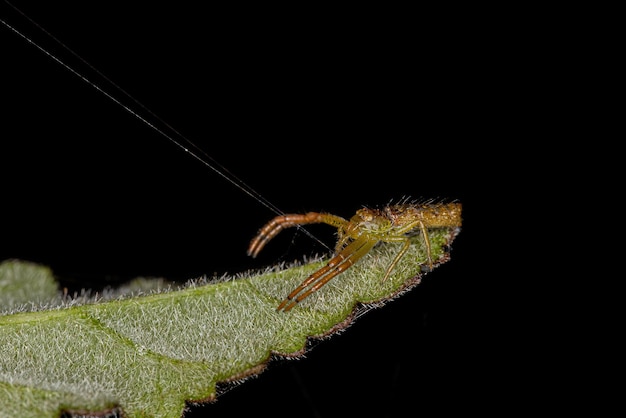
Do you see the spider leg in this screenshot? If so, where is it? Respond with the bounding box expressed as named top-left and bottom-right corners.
top-left (417, 220), bottom-right (434, 269)
top-left (247, 213), bottom-right (348, 258)
top-left (277, 236), bottom-right (378, 312)
top-left (392, 219), bottom-right (434, 269)
top-left (378, 220), bottom-right (434, 282)
top-left (381, 237), bottom-right (411, 283)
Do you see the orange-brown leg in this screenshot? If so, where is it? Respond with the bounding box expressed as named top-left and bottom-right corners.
top-left (277, 237), bottom-right (378, 312)
top-left (248, 212), bottom-right (348, 258)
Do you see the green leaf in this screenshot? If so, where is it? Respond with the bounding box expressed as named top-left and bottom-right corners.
top-left (0, 226), bottom-right (459, 417)
top-left (0, 260), bottom-right (59, 312)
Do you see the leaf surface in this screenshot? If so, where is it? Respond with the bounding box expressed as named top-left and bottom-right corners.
top-left (0, 226), bottom-right (459, 417)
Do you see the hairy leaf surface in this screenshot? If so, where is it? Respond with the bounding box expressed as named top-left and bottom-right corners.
top-left (0, 226), bottom-right (459, 418)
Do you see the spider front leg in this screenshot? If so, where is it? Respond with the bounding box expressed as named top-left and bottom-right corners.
top-left (248, 212), bottom-right (368, 312)
top-left (277, 236), bottom-right (378, 312)
top-left (247, 212), bottom-right (348, 258)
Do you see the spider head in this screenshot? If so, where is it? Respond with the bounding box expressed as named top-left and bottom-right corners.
top-left (352, 208), bottom-right (391, 233)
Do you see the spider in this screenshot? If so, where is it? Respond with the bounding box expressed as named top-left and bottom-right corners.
top-left (248, 201), bottom-right (462, 312)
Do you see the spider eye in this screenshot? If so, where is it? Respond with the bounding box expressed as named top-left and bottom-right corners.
top-left (355, 208), bottom-right (371, 220)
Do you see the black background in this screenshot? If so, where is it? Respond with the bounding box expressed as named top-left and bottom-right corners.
top-left (2, 4), bottom-right (508, 417)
